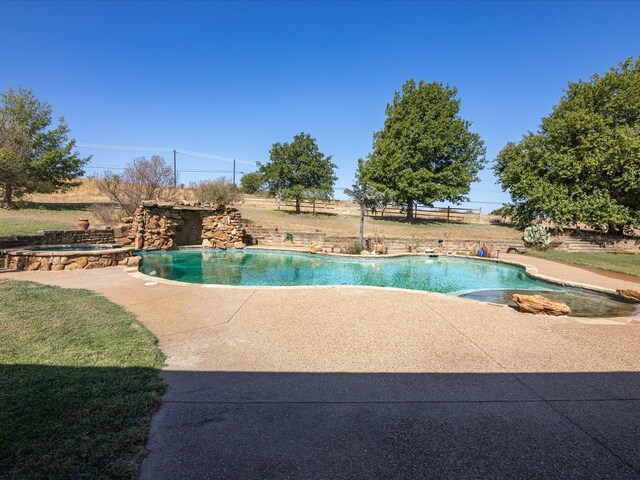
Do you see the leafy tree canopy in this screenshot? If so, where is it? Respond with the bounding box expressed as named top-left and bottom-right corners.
top-left (361, 79), bottom-right (486, 220)
top-left (239, 170), bottom-right (265, 194)
top-left (0, 86), bottom-right (89, 205)
top-left (258, 132), bottom-right (337, 213)
top-left (494, 58), bottom-right (640, 233)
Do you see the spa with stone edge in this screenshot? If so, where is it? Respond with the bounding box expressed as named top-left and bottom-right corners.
top-left (0, 202), bottom-right (248, 271)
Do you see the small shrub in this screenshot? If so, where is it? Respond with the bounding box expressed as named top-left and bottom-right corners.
top-left (344, 242), bottom-right (362, 254)
top-left (189, 177), bottom-right (241, 205)
top-left (90, 203), bottom-right (126, 226)
top-left (284, 232), bottom-right (294, 243)
top-left (365, 232), bottom-right (388, 254)
top-left (405, 233), bottom-right (421, 252)
top-left (523, 224), bottom-right (551, 249)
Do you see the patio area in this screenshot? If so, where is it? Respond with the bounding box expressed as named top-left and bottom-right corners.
top-left (4, 256), bottom-right (640, 478)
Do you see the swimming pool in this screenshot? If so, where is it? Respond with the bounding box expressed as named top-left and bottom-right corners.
top-left (138, 248), bottom-right (559, 294)
top-left (136, 249), bottom-right (638, 317)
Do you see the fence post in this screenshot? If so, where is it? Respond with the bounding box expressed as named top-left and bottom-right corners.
top-left (447, 206), bottom-right (450, 223)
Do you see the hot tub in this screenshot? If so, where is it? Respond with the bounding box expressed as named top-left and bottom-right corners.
top-left (2, 244), bottom-right (136, 271)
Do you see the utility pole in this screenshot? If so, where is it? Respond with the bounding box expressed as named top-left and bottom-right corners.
top-left (233, 159), bottom-right (236, 185)
top-left (173, 149), bottom-right (177, 187)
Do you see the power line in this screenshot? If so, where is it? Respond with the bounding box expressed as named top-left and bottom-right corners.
top-left (77, 143), bottom-right (258, 165)
top-left (83, 165), bottom-right (244, 174)
top-left (78, 143), bottom-right (174, 152)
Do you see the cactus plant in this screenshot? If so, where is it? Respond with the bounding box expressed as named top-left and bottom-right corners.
top-left (523, 224), bottom-right (551, 249)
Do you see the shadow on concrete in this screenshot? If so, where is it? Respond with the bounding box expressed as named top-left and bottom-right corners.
top-left (3, 365), bottom-right (640, 478)
top-left (141, 370), bottom-right (640, 479)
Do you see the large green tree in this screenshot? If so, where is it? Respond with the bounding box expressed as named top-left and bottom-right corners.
top-left (258, 132), bottom-right (337, 213)
top-left (239, 170), bottom-right (265, 194)
top-left (0, 86), bottom-right (89, 205)
top-left (494, 58), bottom-right (640, 234)
top-left (362, 79), bottom-right (486, 221)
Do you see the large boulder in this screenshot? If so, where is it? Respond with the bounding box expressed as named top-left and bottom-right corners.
top-left (617, 289), bottom-right (640, 303)
top-left (512, 294), bottom-right (571, 316)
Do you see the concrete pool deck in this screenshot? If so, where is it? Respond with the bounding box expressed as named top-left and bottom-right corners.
top-left (3, 256), bottom-right (640, 479)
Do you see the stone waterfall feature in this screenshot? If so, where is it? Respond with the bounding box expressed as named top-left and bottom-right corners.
top-left (113, 202), bottom-right (247, 250)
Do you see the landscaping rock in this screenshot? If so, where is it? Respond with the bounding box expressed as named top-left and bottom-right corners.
top-left (126, 256), bottom-right (141, 267)
top-left (512, 294), bottom-right (571, 316)
top-left (26, 260), bottom-right (40, 271)
top-left (617, 289), bottom-right (640, 303)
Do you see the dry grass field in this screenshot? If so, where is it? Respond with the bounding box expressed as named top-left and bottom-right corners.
top-left (241, 208), bottom-right (522, 241)
top-left (0, 180), bottom-right (522, 240)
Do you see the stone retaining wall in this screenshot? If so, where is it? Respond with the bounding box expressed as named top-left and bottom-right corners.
top-left (245, 226), bottom-right (640, 255)
top-left (550, 233), bottom-right (640, 253)
top-left (244, 226), bottom-right (524, 255)
top-left (0, 229), bottom-right (115, 249)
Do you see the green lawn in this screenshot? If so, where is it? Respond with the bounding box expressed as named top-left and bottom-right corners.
top-left (526, 250), bottom-right (640, 277)
top-left (0, 280), bottom-right (165, 479)
top-left (0, 217), bottom-right (74, 236)
top-left (0, 202), bottom-right (97, 237)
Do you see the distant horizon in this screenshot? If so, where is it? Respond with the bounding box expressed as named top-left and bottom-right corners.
top-left (2, 1), bottom-right (639, 207)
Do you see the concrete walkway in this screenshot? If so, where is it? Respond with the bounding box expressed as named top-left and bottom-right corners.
top-left (3, 260), bottom-right (640, 479)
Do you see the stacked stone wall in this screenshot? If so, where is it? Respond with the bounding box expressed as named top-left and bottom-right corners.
top-left (114, 202), bottom-right (246, 250)
top-left (243, 226), bottom-right (524, 255)
top-left (0, 229), bottom-right (115, 250)
top-left (201, 207), bottom-right (246, 249)
top-left (550, 233), bottom-right (640, 253)
top-left (4, 248), bottom-right (136, 271)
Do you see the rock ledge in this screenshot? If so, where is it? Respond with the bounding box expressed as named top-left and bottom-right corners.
top-left (512, 294), bottom-right (571, 316)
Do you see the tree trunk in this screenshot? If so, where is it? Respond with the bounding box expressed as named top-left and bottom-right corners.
top-left (359, 204), bottom-right (365, 251)
top-left (2, 185), bottom-right (13, 205)
top-left (295, 198), bottom-right (301, 214)
top-left (406, 197), bottom-right (414, 221)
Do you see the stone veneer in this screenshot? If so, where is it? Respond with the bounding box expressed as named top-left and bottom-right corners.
top-left (0, 229), bottom-right (115, 250)
top-left (114, 202), bottom-right (246, 250)
top-left (4, 246), bottom-right (136, 271)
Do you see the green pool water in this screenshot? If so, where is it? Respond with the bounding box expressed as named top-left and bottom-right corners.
top-left (137, 249), bottom-right (638, 317)
top-left (138, 249), bottom-right (560, 294)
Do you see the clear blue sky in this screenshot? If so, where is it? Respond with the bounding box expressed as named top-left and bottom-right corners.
top-left (1, 1), bottom-right (639, 208)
